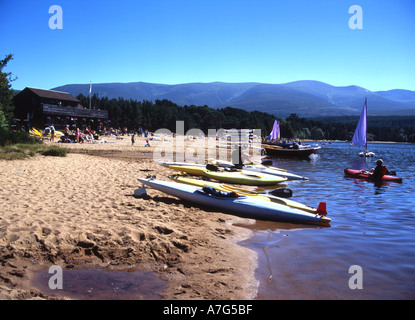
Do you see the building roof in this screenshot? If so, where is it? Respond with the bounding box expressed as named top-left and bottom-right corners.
top-left (25, 87), bottom-right (80, 103)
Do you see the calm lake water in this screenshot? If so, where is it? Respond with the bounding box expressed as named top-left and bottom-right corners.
top-left (240, 142), bottom-right (415, 300)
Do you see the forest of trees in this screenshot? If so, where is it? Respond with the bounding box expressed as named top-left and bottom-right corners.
top-left (76, 94), bottom-right (415, 143)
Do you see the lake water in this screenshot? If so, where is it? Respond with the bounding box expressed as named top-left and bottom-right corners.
top-left (32, 268), bottom-right (165, 300)
top-left (240, 142), bottom-right (415, 300)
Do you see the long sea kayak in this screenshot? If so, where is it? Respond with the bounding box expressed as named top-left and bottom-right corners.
top-left (344, 168), bottom-right (403, 183)
top-left (168, 164), bottom-right (287, 186)
top-left (158, 160), bottom-right (307, 180)
top-left (168, 176), bottom-right (319, 214)
top-left (208, 159), bottom-right (308, 180)
top-left (137, 178), bottom-right (330, 225)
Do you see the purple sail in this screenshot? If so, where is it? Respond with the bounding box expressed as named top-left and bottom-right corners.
top-left (270, 119), bottom-right (280, 140)
top-left (351, 99), bottom-right (367, 148)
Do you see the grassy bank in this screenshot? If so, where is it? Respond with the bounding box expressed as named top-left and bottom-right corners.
top-left (0, 143), bottom-right (68, 160)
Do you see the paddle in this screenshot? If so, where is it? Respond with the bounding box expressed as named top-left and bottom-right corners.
top-left (171, 173), bottom-right (293, 198)
top-left (360, 169), bottom-right (397, 176)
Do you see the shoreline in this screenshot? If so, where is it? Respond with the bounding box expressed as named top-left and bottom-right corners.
top-left (0, 136), bottom-right (259, 300)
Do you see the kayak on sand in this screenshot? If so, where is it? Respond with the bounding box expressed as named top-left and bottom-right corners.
top-left (208, 159), bottom-right (308, 180)
top-left (158, 160), bottom-right (308, 181)
top-left (136, 177), bottom-right (330, 226)
top-left (344, 168), bottom-right (403, 183)
top-left (167, 164), bottom-right (287, 186)
top-left (168, 175), bottom-right (320, 214)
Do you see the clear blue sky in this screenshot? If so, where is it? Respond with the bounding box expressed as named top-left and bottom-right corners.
top-left (1, 0), bottom-right (414, 91)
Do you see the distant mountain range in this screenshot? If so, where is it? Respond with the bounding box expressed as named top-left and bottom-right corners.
top-left (51, 80), bottom-right (415, 117)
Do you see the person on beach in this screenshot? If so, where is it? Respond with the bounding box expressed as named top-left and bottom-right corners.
top-left (49, 125), bottom-right (55, 142)
top-left (75, 128), bottom-right (81, 143)
top-left (131, 133), bottom-right (135, 146)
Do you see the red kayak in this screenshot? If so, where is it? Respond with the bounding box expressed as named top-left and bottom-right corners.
top-left (344, 169), bottom-right (402, 183)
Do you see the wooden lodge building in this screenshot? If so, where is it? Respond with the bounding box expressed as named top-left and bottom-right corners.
top-left (13, 87), bottom-right (109, 131)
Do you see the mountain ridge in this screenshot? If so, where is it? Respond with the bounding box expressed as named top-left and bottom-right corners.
top-left (51, 80), bottom-right (415, 117)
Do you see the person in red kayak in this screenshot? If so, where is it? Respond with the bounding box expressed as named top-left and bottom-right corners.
top-left (367, 159), bottom-right (390, 180)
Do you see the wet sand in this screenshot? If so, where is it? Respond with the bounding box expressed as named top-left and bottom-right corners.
top-left (0, 135), bottom-right (258, 300)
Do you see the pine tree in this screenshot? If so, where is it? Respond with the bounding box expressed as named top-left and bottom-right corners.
top-left (0, 54), bottom-right (16, 129)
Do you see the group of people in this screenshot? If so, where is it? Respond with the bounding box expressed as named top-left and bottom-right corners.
top-left (130, 132), bottom-right (151, 147)
top-left (58, 126), bottom-right (97, 144)
top-left (110, 127), bottom-right (150, 138)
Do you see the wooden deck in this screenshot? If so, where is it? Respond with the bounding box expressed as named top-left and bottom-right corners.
top-left (42, 104), bottom-right (108, 119)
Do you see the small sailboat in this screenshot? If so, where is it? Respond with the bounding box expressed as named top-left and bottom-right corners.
top-left (269, 119), bottom-right (280, 140)
top-left (351, 98), bottom-right (374, 157)
top-left (263, 119), bottom-right (320, 158)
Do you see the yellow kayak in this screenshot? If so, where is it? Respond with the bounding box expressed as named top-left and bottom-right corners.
top-left (168, 165), bottom-right (287, 186)
top-left (168, 176), bottom-right (319, 214)
top-left (209, 158), bottom-right (288, 173)
top-left (30, 128), bottom-right (43, 137)
top-left (33, 128), bottom-right (44, 136)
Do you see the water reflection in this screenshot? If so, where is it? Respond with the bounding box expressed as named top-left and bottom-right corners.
top-left (373, 180), bottom-right (391, 194)
top-left (238, 222), bottom-right (324, 286)
top-left (349, 156), bottom-right (367, 171)
top-left (242, 142), bottom-right (415, 299)
top-left (33, 267), bottom-right (165, 300)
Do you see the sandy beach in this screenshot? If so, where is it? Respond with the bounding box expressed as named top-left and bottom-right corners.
top-left (0, 135), bottom-right (258, 300)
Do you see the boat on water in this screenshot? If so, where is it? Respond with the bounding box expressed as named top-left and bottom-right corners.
top-left (264, 119), bottom-right (320, 158)
top-left (262, 144), bottom-right (321, 158)
top-left (344, 168), bottom-right (402, 183)
top-left (351, 98), bottom-right (375, 157)
top-left (137, 177), bottom-right (330, 225)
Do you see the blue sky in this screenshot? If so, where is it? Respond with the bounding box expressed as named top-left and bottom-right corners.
top-left (1, 0), bottom-right (414, 91)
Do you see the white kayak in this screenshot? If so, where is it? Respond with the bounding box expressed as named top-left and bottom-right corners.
top-left (137, 178), bottom-right (330, 225)
top-left (240, 164), bottom-right (308, 180)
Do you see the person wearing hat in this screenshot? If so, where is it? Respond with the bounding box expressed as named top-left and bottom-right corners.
top-left (369, 159), bottom-right (390, 180)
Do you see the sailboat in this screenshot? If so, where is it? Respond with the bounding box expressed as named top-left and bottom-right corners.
top-left (269, 119), bottom-right (280, 141)
top-left (263, 119), bottom-right (320, 158)
top-left (351, 98), bottom-right (374, 157)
